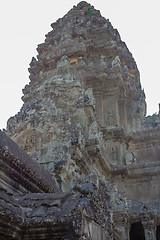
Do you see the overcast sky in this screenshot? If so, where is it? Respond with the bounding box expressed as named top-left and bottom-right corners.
top-left (0, 0), bottom-right (159, 130)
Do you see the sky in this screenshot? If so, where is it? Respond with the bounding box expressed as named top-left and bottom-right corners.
top-left (0, 0), bottom-right (160, 130)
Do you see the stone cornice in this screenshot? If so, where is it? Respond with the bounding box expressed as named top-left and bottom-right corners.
top-left (128, 199), bottom-right (158, 223)
top-left (132, 127), bottom-right (160, 143)
top-left (101, 126), bottom-right (129, 142)
top-left (127, 161), bottom-right (160, 179)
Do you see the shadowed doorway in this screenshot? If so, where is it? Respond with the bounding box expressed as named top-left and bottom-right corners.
top-left (156, 226), bottom-right (160, 240)
top-left (130, 222), bottom-right (145, 240)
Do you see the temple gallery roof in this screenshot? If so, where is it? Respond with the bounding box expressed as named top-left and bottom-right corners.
top-left (0, 130), bottom-right (59, 193)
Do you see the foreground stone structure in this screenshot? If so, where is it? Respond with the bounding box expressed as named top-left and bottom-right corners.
top-left (1, 1), bottom-right (160, 239)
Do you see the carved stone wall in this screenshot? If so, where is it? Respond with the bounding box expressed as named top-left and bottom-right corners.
top-left (0, 130), bottom-right (120, 239)
top-left (2, 1), bottom-right (160, 239)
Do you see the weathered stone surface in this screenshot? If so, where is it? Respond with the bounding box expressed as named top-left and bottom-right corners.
top-left (6, 0), bottom-right (147, 191)
top-left (1, 1), bottom-right (160, 239)
top-left (0, 172), bottom-right (118, 239)
top-left (0, 130), bottom-right (58, 193)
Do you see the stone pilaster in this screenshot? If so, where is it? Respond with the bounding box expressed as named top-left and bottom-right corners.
top-left (142, 220), bottom-right (156, 240)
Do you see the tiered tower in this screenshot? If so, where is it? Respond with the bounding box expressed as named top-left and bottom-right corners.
top-left (5, 2), bottom-right (160, 238)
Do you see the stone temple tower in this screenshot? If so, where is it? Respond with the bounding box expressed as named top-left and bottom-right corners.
top-left (6, 1), bottom-right (147, 188)
top-left (4, 2), bottom-right (160, 239)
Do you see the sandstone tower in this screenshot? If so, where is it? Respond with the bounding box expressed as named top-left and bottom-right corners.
top-left (6, 0), bottom-right (147, 189)
top-left (1, 1), bottom-right (160, 239)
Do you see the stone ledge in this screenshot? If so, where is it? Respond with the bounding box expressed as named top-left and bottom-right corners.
top-left (0, 130), bottom-right (59, 193)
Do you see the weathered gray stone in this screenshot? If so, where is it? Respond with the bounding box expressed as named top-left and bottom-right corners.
top-left (1, 1), bottom-right (160, 239)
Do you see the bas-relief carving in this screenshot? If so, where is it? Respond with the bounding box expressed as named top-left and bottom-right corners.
top-left (106, 111), bottom-right (115, 126)
top-left (107, 144), bottom-right (121, 164)
top-left (16, 130), bottom-right (42, 154)
top-left (144, 229), bottom-right (156, 240)
top-left (111, 147), bottom-right (118, 161)
top-left (89, 121), bottom-right (98, 139)
top-left (24, 135), bottom-right (35, 151)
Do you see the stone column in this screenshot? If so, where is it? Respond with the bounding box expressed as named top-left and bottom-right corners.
top-left (113, 212), bottom-right (130, 240)
top-left (142, 220), bottom-right (156, 240)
